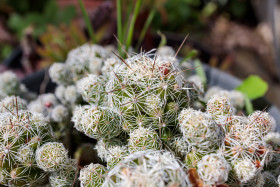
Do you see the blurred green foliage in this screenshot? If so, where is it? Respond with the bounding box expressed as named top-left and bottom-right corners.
top-left (7, 0), bottom-right (76, 38)
top-left (236, 75), bottom-right (268, 100)
top-left (153, 0), bottom-right (203, 31)
top-left (152, 0), bottom-right (253, 32)
top-left (0, 44), bottom-right (12, 60)
top-left (1, 0), bottom-right (49, 14)
top-left (36, 22), bottom-right (87, 68)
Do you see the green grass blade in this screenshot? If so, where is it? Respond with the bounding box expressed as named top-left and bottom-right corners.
top-left (125, 0), bottom-right (142, 51)
top-left (244, 94), bottom-right (254, 115)
top-left (157, 31), bottom-right (167, 48)
top-left (135, 9), bottom-right (156, 51)
top-left (194, 59), bottom-right (207, 85)
top-left (179, 49), bottom-right (198, 64)
top-left (78, 0), bottom-right (96, 43)
top-left (123, 3), bottom-right (133, 45)
top-left (116, 0), bottom-right (123, 55)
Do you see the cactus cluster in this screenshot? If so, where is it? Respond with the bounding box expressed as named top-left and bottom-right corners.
top-left (27, 93), bottom-right (70, 140)
top-left (1, 43), bottom-right (280, 186)
top-left (66, 44), bottom-right (280, 187)
top-left (0, 96), bottom-right (76, 186)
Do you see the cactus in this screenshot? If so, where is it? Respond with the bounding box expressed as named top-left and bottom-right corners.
top-left (79, 163), bottom-right (107, 187)
top-left (35, 142), bottom-right (69, 172)
top-left (106, 146), bottom-right (129, 169)
top-left (232, 158), bottom-right (258, 183)
top-left (67, 46), bottom-right (280, 186)
top-left (204, 87), bottom-right (245, 110)
top-left (0, 71), bottom-right (35, 101)
top-left (49, 159), bottom-right (77, 187)
top-left (128, 127), bottom-right (160, 153)
top-left (179, 108), bottom-right (222, 153)
top-left (103, 151), bottom-right (189, 187)
top-left (206, 95), bottom-right (233, 124)
top-left (0, 97), bottom-right (55, 186)
top-left (49, 63), bottom-right (74, 86)
top-left (0, 71), bottom-right (21, 97)
top-left (72, 105), bottom-right (122, 140)
top-left (197, 153), bottom-right (230, 185)
top-left (77, 75), bottom-right (107, 105)
top-left (1, 44), bottom-right (277, 186)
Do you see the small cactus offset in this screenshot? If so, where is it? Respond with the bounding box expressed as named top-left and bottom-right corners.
top-left (0, 96), bottom-right (54, 186)
top-left (103, 151), bottom-right (189, 187)
top-left (79, 163), bottom-right (107, 187)
top-left (49, 159), bottom-right (77, 187)
top-left (0, 96), bottom-right (76, 186)
top-left (35, 142), bottom-right (69, 172)
top-left (0, 72), bottom-right (36, 101)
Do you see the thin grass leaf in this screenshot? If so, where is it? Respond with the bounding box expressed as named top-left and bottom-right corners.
top-left (116, 0), bottom-right (123, 55)
top-left (180, 49), bottom-right (198, 64)
top-left (244, 94), bottom-right (254, 115)
top-left (78, 0), bottom-right (96, 43)
top-left (123, 3), bottom-right (134, 45)
top-left (157, 31), bottom-right (167, 48)
top-left (135, 9), bottom-right (156, 51)
top-left (194, 59), bottom-right (207, 85)
top-left (125, 0), bottom-right (142, 52)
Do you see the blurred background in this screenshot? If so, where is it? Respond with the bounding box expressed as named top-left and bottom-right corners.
top-left (0, 0), bottom-right (280, 107)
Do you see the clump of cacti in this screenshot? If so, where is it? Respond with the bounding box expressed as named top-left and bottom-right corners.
top-left (104, 151), bottom-right (189, 186)
top-left (0, 96), bottom-right (54, 186)
top-left (64, 44), bottom-right (279, 187)
top-left (0, 96), bottom-right (77, 186)
top-left (1, 43), bottom-right (279, 186)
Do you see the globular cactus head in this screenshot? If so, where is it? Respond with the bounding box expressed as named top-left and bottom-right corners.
top-left (104, 52), bottom-right (198, 132)
top-left (72, 105), bottom-right (122, 140)
top-left (128, 127), bottom-right (160, 153)
top-left (0, 98), bottom-right (54, 186)
top-left (107, 145), bottom-right (129, 169)
top-left (49, 63), bottom-right (74, 86)
top-left (77, 74), bottom-right (107, 105)
top-left (197, 153), bottom-right (230, 185)
top-left (0, 71), bottom-right (21, 97)
top-left (65, 44), bottom-right (109, 81)
top-left (179, 108), bottom-right (222, 153)
top-left (169, 136), bottom-right (189, 158)
top-left (79, 163), bottom-right (107, 187)
top-left (35, 142), bottom-right (69, 172)
top-left (249, 110), bottom-right (275, 136)
top-left (104, 151), bottom-right (189, 187)
top-left (206, 95), bottom-right (233, 124)
top-left (51, 105), bottom-right (69, 123)
top-left (224, 115), bottom-right (269, 165)
top-left (231, 158), bottom-right (257, 183)
top-left (49, 159), bottom-right (77, 187)
top-left (64, 85), bottom-right (81, 104)
top-left (95, 138), bottom-right (124, 162)
top-left (204, 87), bottom-right (245, 110)
top-left (0, 96), bottom-right (27, 113)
